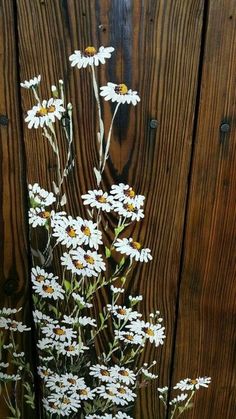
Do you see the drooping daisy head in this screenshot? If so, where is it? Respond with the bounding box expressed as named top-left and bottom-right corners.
top-left (114, 237), bottom-right (152, 262)
top-left (25, 98), bottom-right (65, 129)
top-left (81, 189), bottom-right (113, 212)
top-left (20, 75), bottom-right (41, 89)
top-left (28, 183), bottom-right (56, 208)
top-left (69, 46), bottom-right (114, 68)
top-left (100, 82), bottom-right (140, 106)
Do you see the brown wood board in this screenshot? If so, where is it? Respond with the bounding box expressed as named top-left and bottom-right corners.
top-left (0, 0), bottom-right (36, 417)
top-left (169, 0), bottom-right (236, 417)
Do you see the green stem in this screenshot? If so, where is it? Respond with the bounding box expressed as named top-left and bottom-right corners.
top-left (101, 102), bottom-right (120, 173)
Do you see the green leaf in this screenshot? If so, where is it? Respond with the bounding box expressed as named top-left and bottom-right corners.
top-left (114, 224), bottom-right (125, 237)
top-left (119, 257), bottom-right (125, 267)
top-left (105, 247), bottom-right (111, 258)
top-left (63, 279), bottom-right (71, 292)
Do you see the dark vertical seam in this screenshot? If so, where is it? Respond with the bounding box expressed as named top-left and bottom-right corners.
top-left (12, 1), bottom-right (42, 417)
top-left (165, 0), bottom-right (210, 417)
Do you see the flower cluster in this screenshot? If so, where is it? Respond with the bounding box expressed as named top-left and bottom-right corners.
top-left (0, 42), bottom-right (210, 418)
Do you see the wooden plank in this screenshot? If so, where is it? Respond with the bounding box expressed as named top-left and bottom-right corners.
top-left (17, 0), bottom-right (204, 417)
top-left (0, 1), bottom-right (36, 417)
top-left (170, 0), bottom-right (236, 417)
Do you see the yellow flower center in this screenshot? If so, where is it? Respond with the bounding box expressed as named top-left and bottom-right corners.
top-left (39, 211), bottom-right (51, 219)
top-left (144, 327), bottom-right (154, 336)
top-left (124, 203), bottom-right (135, 212)
top-left (106, 389), bottom-right (115, 396)
top-left (67, 378), bottom-right (76, 384)
top-left (84, 46), bottom-right (97, 56)
top-left (125, 334), bottom-right (134, 341)
top-left (115, 83), bottom-right (128, 95)
top-left (79, 388), bottom-right (88, 396)
top-left (191, 379), bottom-right (197, 385)
top-left (101, 369), bottom-right (110, 376)
top-left (84, 254), bottom-right (95, 265)
top-left (47, 105), bottom-right (56, 113)
top-left (118, 387), bottom-right (126, 394)
top-left (73, 260), bottom-right (84, 270)
top-left (118, 308), bottom-right (127, 315)
top-left (36, 275), bottom-right (45, 282)
top-left (10, 322), bottom-right (18, 329)
top-left (36, 107), bottom-right (48, 117)
top-left (49, 402), bottom-right (58, 408)
top-left (81, 225), bottom-right (91, 236)
top-left (42, 369), bottom-right (50, 377)
top-left (96, 194), bottom-right (107, 203)
top-left (53, 327), bottom-right (66, 336)
top-left (125, 187), bottom-right (136, 198)
top-left (42, 285), bottom-right (54, 294)
top-left (131, 241), bottom-right (141, 250)
top-left (66, 226), bottom-right (77, 238)
top-left (62, 397), bottom-right (70, 405)
top-left (119, 370), bottom-right (129, 376)
top-left (65, 345), bottom-right (75, 352)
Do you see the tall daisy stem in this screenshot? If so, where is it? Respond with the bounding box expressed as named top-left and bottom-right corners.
top-left (101, 102), bottom-right (120, 173)
top-left (91, 65), bottom-right (104, 173)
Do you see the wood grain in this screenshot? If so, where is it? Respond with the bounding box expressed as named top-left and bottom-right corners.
top-left (170, 0), bottom-right (236, 417)
top-left (16, 0), bottom-right (204, 417)
top-left (0, 1), bottom-right (36, 417)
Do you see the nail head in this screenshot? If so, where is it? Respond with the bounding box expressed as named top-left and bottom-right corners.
top-left (220, 123), bottom-right (230, 133)
top-left (150, 119), bottom-right (158, 129)
top-left (0, 115), bottom-right (9, 126)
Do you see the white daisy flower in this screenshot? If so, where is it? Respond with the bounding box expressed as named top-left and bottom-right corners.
top-left (75, 217), bottom-right (103, 250)
top-left (114, 238), bottom-right (152, 262)
top-left (114, 330), bottom-right (144, 346)
top-left (107, 304), bottom-right (141, 321)
top-left (37, 337), bottom-right (55, 351)
top-left (0, 319), bottom-right (30, 332)
top-left (20, 75), bottom-right (41, 89)
top-left (37, 366), bottom-right (53, 380)
top-left (128, 295), bottom-right (143, 304)
top-left (100, 82), bottom-right (140, 106)
top-left (116, 413), bottom-right (133, 419)
top-left (69, 46), bottom-right (114, 68)
top-left (28, 183), bottom-right (56, 207)
top-left (52, 215), bottom-right (82, 249)
top-left (72, 292), bottom-right (93, 308)
top-left (158, 386), bottom-right (169, 394)
top-left (89, 364), bottom-right (113, 383)
top-left (195, 376), bottom-right (211, 389)
top-left (25, 98), bottom-right (65, 129)
top-left (31, 267), bottom-right (57, 284)
top-left (110, 285), bottom-right (125, 294)
top-left (32, 278), bottom-right (65, 300)
top-left (127, 320), bottom-right (165, 347)
top-left (0, 307), bottom-right (22, 316)
top-left (141, 368), bottom-right (158, 380)
top-left (96, 384), bottom-right (117, 402)
top-left (0, 372), bottom-right (21, 381)
top-left (57, 341), bottom-right (89, 357)
top-left (28, 207), bottom-right (52, 227)
top-left (170, 393), bottom-right (188, 405)
top-left (78, 316), bottom-right (97, 327)
top-left (110, 183), bottom-right (145, 207)
top-left (110, 366), bottom-right (136, 385)
top-left (0, 362), bottom-right (9, 368)
top-left (33, 309), bottom-right (57, 325)
top-left (60, 250), bottom-right (94, 277)
top-left (113, 384), bottom-right (136, 405)
top-left (112, 200), bottom-right (144, 221)
top-left (41, 323), bottom-right (76, 342)
top-left (81, 189), bottom-right (113, 212)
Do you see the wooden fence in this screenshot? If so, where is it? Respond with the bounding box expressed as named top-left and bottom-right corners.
top-left (0, 0), bottom-right (235, 418)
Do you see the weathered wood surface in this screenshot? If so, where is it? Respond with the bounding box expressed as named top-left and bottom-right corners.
top-left (170, 0), bottom-right (236, 417)
top-left (0, 0), bottom-right (36, 417)
top-left (16, 0), bottom-right (205, 418)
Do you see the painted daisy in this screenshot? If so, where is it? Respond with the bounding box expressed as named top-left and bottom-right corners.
top-left (20, 75), bottom-right (41, 89)
top-left (71, 293), bottom-right (93, 308)
top-left (57, 341), bottom-right (89, 357)
top-left (112, 200), bottom-right (144, 221)
top-left (127, 320), bottom-right (165, 347)
top-left (52, 215), bottom-right (83, 248)
top-left (110, 183), bottom-right (145, 207)
top-left (114, 238), bottom-right (152, 262)
top-left (41, 323), bottom-right (76, 342)
top-left (69, 248), bottom-right (106, 275)
top-left (107, 304), bottom-right (141, 321)
top-left (25, 98), bottom-right (65, 129)
top-left (37, 337), bottom-right (56, 351)
top-left (0, 319), bottom-right (31, 332)
top-left (114, 384), bottom-right (136, 405)
top-left (33, 309), bottom-right (57, 325)
top-left (32, 278), bottom-right (65, 300)
top-left (78, 316), bottom-right (97, 327)
top-left (110, 366), bottom-right (136, 385)
top-left (60, 250), bottom-right (94, 277)
top-left (170, 393), bottom-right (188, 405)
top-left (174, 377), bottom-right (211, 391)
top-left (75, 217), bottom-right (103, 250)
top-left (100, 82), bottom-right (140, 106)
top-left (69, 46), bottom-right (114, 68)
top-left (28, 207), bottom-right (51, 227)
top-left (31, 266), bottom-right (57, 285)
top-left (37, 366), bottom-right (53, 381)
top-left (81, 189), bottom-right (113, 212)
top-left (28, 183), bottom-right (56, 207)
top-left (116, 413), bottom-right (133, 419)
top-left (89, 364), bottom-right (113, 383)
top-left (114, 330), bottom-right (144, 346)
